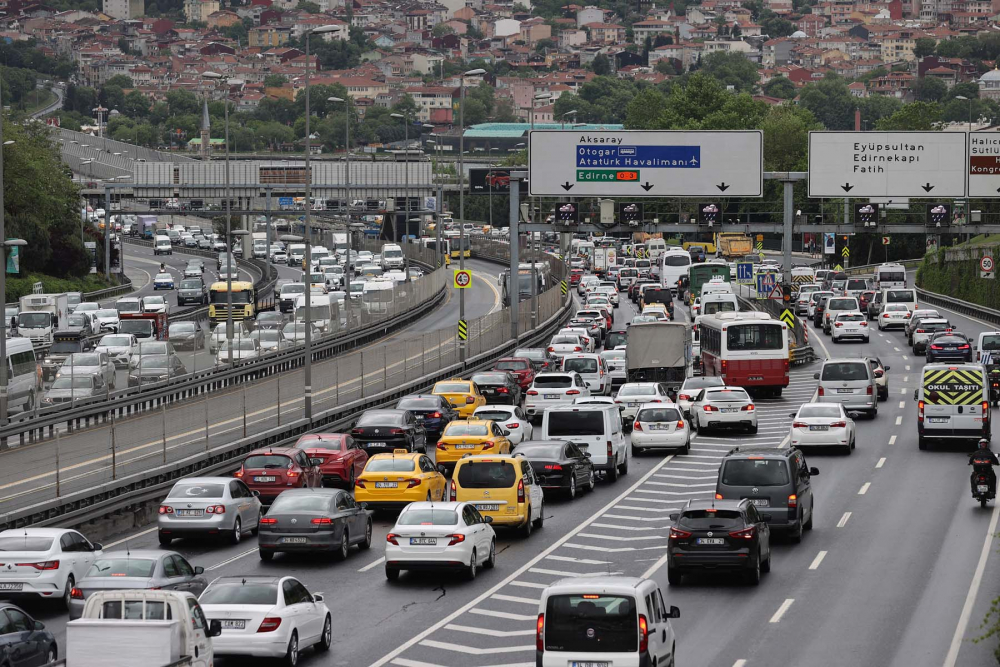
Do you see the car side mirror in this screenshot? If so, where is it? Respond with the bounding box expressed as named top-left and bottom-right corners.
top-left (913, 389), bottom-right (918, 401)
top-left (194, 566), bottom-right (205, 575)
top-left (92, 543), bottom-right (103, 551)
top-left (251, 489), bottom-right (261, 497)
top-left (483, 515), bottom-right (494, 523)
top-left (208, 619), bottom-right (222, 638)
top-left (667, 606), bottom-right (680, 619)
top-left (848, 412), bottom-right (862, 419)
top-left (789, 412), bottom-right (796, 418)
top-left (502, 429), bottom-right (511, 436)
top-left (310, 458), bottom-right (324, 466)
top-left (33, 621), bottom-right (45, 630)
top-left (809, 467), bottom-right (820, 476)
top-left (669, 513), bottom-right (679, 521)
top-left (884, 366), bottom-right (890, 371)
top-left (813, 372), bottom-right (820, 380)
top-left (313, 593), bottom-right (324, 602)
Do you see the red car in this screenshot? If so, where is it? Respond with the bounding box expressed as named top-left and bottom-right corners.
top-left (293, 433), bottom-right (368, 488)
top-left (235, 447), bottom-right (322, 503)
top-left (492, 357), bottom-right (535, 390)
top-left (858, 290), bottom-right (876, 313)
top-left (569, 269), bottom-right (584, 286)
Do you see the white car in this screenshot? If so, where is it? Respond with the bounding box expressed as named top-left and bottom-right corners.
top-left (691, 296), bottom-right (701, 317)
top-left (209, 322), bottom-right (251, 353)
top-left (676, 376), bottom-right (726, 417)
top-left (832, 311), bottom-right (870, 343)
top-left (525, 372), bottom-right (591, 421)
top-left (586, 295), bottom-right (612, 312)
top-left (789, 402), bottom-right (856, 454)
top-left (631, 403), bottom-right (690, 455)
top-left (578, 276), bottom-right (599, 296)
top-left (199, 575), bottom-right (332, 661)
top-left (95, 333), bottom-right (136, 368)
top-left (878, 303), bottom-right (911, 330)
top-left (795, 284), bottom-right (822, 314)
top-left (614, 382), bottom-right (672, 422)
top-left (473, 405), bottom-right (533, 444)
top-left (183, 265), bottom-right (202, 279)
top-left (595, 285), bottom-right (619, 307)
top-left (547, 334), bottom-right (586, 357)
top-left (690, 386), bottom-right (757, 434)
top-left (557, 327), bottom-right (595, 352)
top-left (153, 272), bottom-right (175, 290)
top-left (141, 295), bottom-right (169, 314)
top-left (216, 337), bottom-right (261, 363)
top-left (385, 502), bottom-right (496, 580)
top-left (0, 528), bottom-right (104, 608)
top-left (92, 308), bottom-right (120, 332)
top-left (600, 349), bottom-right (627, 387)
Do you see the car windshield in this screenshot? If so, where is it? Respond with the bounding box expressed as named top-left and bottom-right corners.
top-left (457, 461), bottom-right (516, 488)
top-left (821, 363), bottom-right (869, 381)
top-left (357, 412), bottom-right (404, 426)
top-left (514, 443), bottom-right (564, 458)
top-left (155, 273), bottom-right (172, 281)
top-left (983, 334), bottom-right (1000, 350)
top-left (563, 358), bottom-right (598, 373)
top-left (100, 336), bottom-right (130, 347)
top-left (144, 297), bottom-right (165, 305)
top-left (68, 315), bottom-right (87, 326)
top-left (200, 582), bottom-right (278, 606)
top-left (435, 383), bottom-right (470, 393)
top-left (475, 410), bottom-right (513, 422)
top-left (721, 459), bottom-right (790, 486)
top-left (180, 280), bottom-right (202, 289)
top-left (138, 355), bottom-right (170, 370)
top-left (397, 509), bottom-right (458, 526)
top-left (366, 459), bottom-right (416, 472)
top-left (65, 354), bottom-right (100, 367)
top-left (50, 376), bottom-right (93, 389)
top-left (548, 411), bottom-right (604, 436)
top-left (95, 309), bottom-right (118, 319)
top-left (243, 455), bottom-right (291, 469)
top-left (514, 349), bottom-right (544, 361)
top-left (0, 536), bottom-right (53, 551)
top-left (445, 423), bottom-right (489, 436)
top-left (886, 290), bottom-right (915, 303)
top-left (87, 558), bottom-right (156, 578)
top-left (494, 361), bottom-right (528, 371)
top-left (551, 336), bottom-right (579, 345)
top-left (472, 374), bottom-right (507, 385)
top-left (137, 343), bottom-right (168, 355)
top-left (619, 385), bottom-right (655, 396)
top-left (798, 405), bottom-right (843, 418)
top-left (636, 407), bottom-right (682, 422)
top-left (270, 495), bottom-right (332, 512)
top-left (706, 389), bottom-right (750, 401)
top-left (396, 398), bottom-right (440, 411)
top-left (885, 305), bottom-right (908, 312)
top-left (545, 594), bottom-right (637, 653)
top-left (838, 314), bottom-right (865, 322)
top-left (296, 436), bottom-right (344, 451)
top-left (168, 483), bottom-right (225, 498)
top-left (170, 323), bottom-right (196, 333)
top-left (533, 376), bottom-right (572, 388)
top-left (258, 313), bottom-right (281, 322)
top-left (678, 510), bottom-right (744, 530)
top-left (682, 378), bottom-right (725, 391)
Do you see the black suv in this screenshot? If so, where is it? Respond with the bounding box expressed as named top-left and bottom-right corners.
top-left (813, 295), bottom-right (832, 327)
top-left (667, 498), bottom-right (772, 586)
top-left (715, 445), bottom-right (818, 543)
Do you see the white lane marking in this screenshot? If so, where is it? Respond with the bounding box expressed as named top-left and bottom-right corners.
top-left (895, 416), bottom-right (903, 425)
top-left (468, 609), bottom-right (536, 622)
top-left (509, 581), bottom-right (549, 590)
top-left (906, 365), bottom-right (911, 371)
top-left (894, 347), bottom-right (900, 352)
top-left (899, 401), bottom-right (906, 408)
top-left (837, 511), bottom-right (852, 528)
top-left (810, 324), bottom-right (833, 360)
top-left (858, 482), bottom-right (871, 495)
top-left (642, 550), bottom-right (672, 579)
top-left (903, 355), bottom-right (909, 360)
top-left (876, 457), bottom-right (886, 469)
top-left (207, 548), bottom-right (258, 571)
top-left (889, 435), bottom-right (897, 445)
top-left (901, 388), bottom-right (907, 395)
top-left (769, 599), bottom-right (794, 623)
top-left (358, 556), bottom-right (385, 572)
top-left (944, 504), bottom-right (1000, 667)
top-left (809, 551), bottom-right (827, 570)
top-left (390, 658), bottom-right (445, 667)
top-left (105, 526), bottom-right (157, 548)
top-left (443, 624), bottom-right (535, 638)
top-left (733, 661), bottom-right (748, 667)
top-left (491, 593), bottom-right (539, 605)
top-left (418, 639), bottom-right (533, 655)
top-left (904, 375), bottom-right (909, 382)
top-left (545, 555), bottom-right (610, 565)
top-left (368, 450), bottom-right (677, 667)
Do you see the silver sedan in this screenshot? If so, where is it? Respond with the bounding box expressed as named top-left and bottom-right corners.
top-left (157, 477), bottom-right (263, 546)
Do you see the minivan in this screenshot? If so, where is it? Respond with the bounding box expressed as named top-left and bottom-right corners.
top-left (153, 236), bottom-right (172, 255)
top-left (914, 363), bottom-right (990, 449)
top-left (815, 358), bottom-right (877, 419)
top-left (975, 331), bottom-right (1000, 363)
top-left (536, 576), bottom-right (679, 667)
top-left (541, 405), bottom-right (628, 482)
top-left (3, 337), bottom-right (39, 412)
top-left (881, 287), bottom-right (917, 313)
top-left (715, 445), bottom-right (819, 542)
top-left (560, 353), bottom-right (610, 395)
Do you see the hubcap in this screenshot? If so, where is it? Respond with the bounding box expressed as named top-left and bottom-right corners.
top-left (234, 520), bottom-right (241, 541)
top-left (291, 636), bottom-right (298, 664)
top-left (325, 620), bottom-right (331, 644)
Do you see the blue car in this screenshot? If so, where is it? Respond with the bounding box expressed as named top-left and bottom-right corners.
top-left (152, 272), bottom-right (174, 290)
top-left (0, 602), bottom-right (57, 665)
top-left (395, 394), bottom-right (459, 441)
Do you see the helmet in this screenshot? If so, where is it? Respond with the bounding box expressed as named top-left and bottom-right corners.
top-left (979, 438), bottom-right (991, 450)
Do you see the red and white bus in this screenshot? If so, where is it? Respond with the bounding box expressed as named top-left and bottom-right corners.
top-left (698, 312), bottom-right (789, 397)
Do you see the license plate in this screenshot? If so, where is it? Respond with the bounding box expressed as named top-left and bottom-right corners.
top-left (455, 444), bottom-right (475, 449)
top-left (375, 482), bottom-right (398, 488)
top-left (649, 423), bottom-right (670, 430)
top-left (254, 476), bottom-right (275, 482)
top-left (282, 537), bottom-right (307, 544)
top-left (483, 389), bottom-right (495, 394)
top-left (628, 402), bottom-right (640, 408)
top-left (221, 620), bottom-right (246, 629)
top-left (697, 538), bottom-right (725, 545)
top-left (571, 662), bottom-right (610, 667)
top-left (721, 407), bottom-right (738, 413)
top-left (410, 537), bottom-right (437, 545)
top-left (0, 583), bottom-right (23, 591)
top-left (544, 394), bottom-right (559, 399)
top-left (175, 509), bottom-right (203, 516)
top-left (414, 415), bottom-right (424, 420)
top-left (979, 485), bottom-right (990, 493)
top-left (810, 425), bottom-right (829, 431)
top-left (837, 388), bottom-right (853, 394)
top-left (476, 503), bottom-right (500, 512)
top-left (368, 442), bottom-right (387, 447)
top-left (928, 417), bottom-right (949, 424)
top-left (750, 498), bottom-right (770, 507)
top-left (748, 376), bottom-right (764, 381)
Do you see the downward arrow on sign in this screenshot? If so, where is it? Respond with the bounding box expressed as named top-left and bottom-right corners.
top-left (841, 183), bottom-right (853, 193)
top-left (921, 183), bottom-right (934, 192)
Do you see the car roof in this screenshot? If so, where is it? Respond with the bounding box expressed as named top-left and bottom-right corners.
top-left (0, 527), bottom-right (76, 537)
top-left (368, 451), bottom-right (422, 461)
top-left (174, 477), bottom-right (237, 484)
top-left (544, 576), bottom-right (648, 594)
top-left (213, 575), bottom-right (283, 584)
top-left (683, 498), bottom-right (746, 511)
top-left (245, 447), bottom-right (299, 457)
top-left (400, 501), bottom-right (463, 512)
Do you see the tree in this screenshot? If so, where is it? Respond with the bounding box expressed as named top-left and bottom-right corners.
top-left (460, 98), bottom-right (487, 125)
top-left (296, 0), bottom-right (320, 11)
top-left (947, 81), bottom-right (979, 100)
top-left (431, 23), bottom-right (455, 37)
top-left (762, 76), bottom-right (796, 99)
top-left (166, 89), bottom-right (199, 116)
top-left (875, 101), bottom-right (942, 130)
top-left (761, 16), bottom-right (795, 37)
top-left (699, 51), bottom-right (760, 93)
top-left (797, 74), bottom-right (856, 129)
top-left (105, 74), bottom-right (134, 88)
top-left (760, 105), bottom-right (819, 171)
top-left (62, 84), bottom-right (98, 115)
top-left (653, 34), bottom-right (673, 48)
top-left (493, 98), bottom-right (518, 122)
top-left (624, 87), bottom-right (669, 129)
top-left (535, 38), bottom-right (556, 53)
top-left (591, 53), bottom-right (611, 76)
top-left (914, 37), bottom-right (937, 59)
top-left (856, 95), bottom-right (903, 126)
top-left (99, 84), bottom-right (125, 111)
top-left (912, 75), bottom-right (947, 102)
top-left (655, 59), bottom-right (678, 75)
top-left (263, 74), bottom-right (287, 88)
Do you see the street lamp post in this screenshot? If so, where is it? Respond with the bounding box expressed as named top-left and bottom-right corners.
top-left (560, 109), bottom-right (577, 130)
top-left (458, 68), bottom-right (485, 362)
top-left (392, 112), bottom-right (420, 282)
top-left (957, 95), bottom-right (973, 240)
top-left (328, 96), bottom-right (350, 306)
top-left (529, 92), bottom-right (551, 129)
top-left (302, 25), bottom-right (342, 251)
top-left (281, 232), bottom-right (312, 420)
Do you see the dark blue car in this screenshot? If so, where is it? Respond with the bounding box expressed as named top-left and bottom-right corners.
top-left (0, 603), bottom-right (57, 666)
top-left (395, 394), bottom-right (458, 440)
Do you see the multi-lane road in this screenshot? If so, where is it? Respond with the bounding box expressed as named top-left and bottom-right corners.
top-left (12, 269), bottom-right (1000, 667)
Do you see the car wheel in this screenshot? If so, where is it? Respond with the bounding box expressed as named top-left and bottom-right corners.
top-left (748, 423), bottom-right (758, 435)
top-left (158, 531), bottom-right (172, 546)
top-left (631, 443), bottom-right (643, 457)
top-left (521, 510), bottom-right (533, 538)
top-left (619, 451), bottom-right (628, 475)
top-left (789, 518), bottom-right (803, 544)
top-left (746, 553), bottom-right (761, 586)
top-left (869, 408), bottom-right (878, 420)
top-left (360, 519), bottom-right (373, 550)
top-left (533, 500), bottom-right (544, 528)
top-left (259, 549), bottom-right (274, 561)
top-left (25, 391), bottom-right (34, 413)
top-left (282, 631), bottom-right (299, 667)
top-left (229, 518), bottom-right (242, 545)
top-left (761, 549), bottom-right (772, 573)
top-left (918, 435), bottom-right (928, 450)
top-left (62, 575), bottom-right (75, 609)
top-left (567, 474), bottom-right (577, 500)
top-left (804, 501), bottom-right (814, 530)
top-left (46, 645), bottom-right (57, 664)
top-left (667, 567), bottom-right (682, 586)
top-left (335, 529), bottom-right (349, 561)
top-left (606, 457), bottom-right (619, 483)
top-left (587, 469), bottom-right (596, 492)
top-left (385, 567), bottom-right (400, 581)
top-left (466, 549), bottom-right (478, 581)
top-left (485, 539), bottom-right (496, 569)
top-left (316, 614), bottom-right (333, 652)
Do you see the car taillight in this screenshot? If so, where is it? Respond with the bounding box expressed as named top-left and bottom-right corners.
top-left (517, 478), bottom-right (525, 503)
top-left (831, 421), bottom-right (847, 428)
top-left (715, 493), bottom-right (723, 499)
top-left (638, 614), bottom-right (649, 653)
top-left (729, 527), bottom-right (755, 540)
top-left (311, 517), bottom-right (333, 525)
top-left (678, 394), bottom-right (691, 401)
top-left (482, 441), bottom-right (495, 450)
top-left (959, 344), bottom-right (970, 350)
top-left (258, 617), bottom-right (282, 633)
top-left (742, 404), bottom-right (755, 411)
top-left (669, 527), bottom-right (692, 540)
top-left (507, 422), bottom-right (520, 429)
top-left (544, 464), bottom-right (563, 470)
top-left (403, 478), bottom-right (421, 488)
top-left (70, 587), bottom-right (84, 600)
top-left (527, 390), bottom-right (538, 396)
top-left (17, 561), bottom-right (59, 570)
top-left (792, 421), bottom-right (809, 428)
top-left (703, 405), bottom-right (718, 412)
top-left (566, 389), bottom-right (581, 395)
top-left (286, 470), bottom-right (300, 479)
top-left (918, 399), bottom-right (925, 423)
top-left (607, 441), bottom-right (613, 459)
top-left (984, 401), bottom-right (990, 416)
top-left (860, 322), bottom-right (867, 327)
top-left (547, 347), bottom-right (554, 352)
top-left (537, 614), bottom-right (545, 652)
top-left (866, 385), bottom-right (873, 395)
top-left (386, 533), bottom-right (399, 545)
top-left (355, 479), bottom-right (366, 488)
top-left (721, 359), bottom-right (727, 373)
top-left (436, 442), bottom-right (447, 450)
top-left (158, 505), bottom-right (174, 514)
top-left (573, 346), bottom-right (582, 352)
top-left (466, 397), bottom-right (475, 404)
top-left (931, 344), bottom-right (943, 350)
top-left (389, 428), bottom-right (405, 435)
top-left (677, 420), bottom-right (685, 429)
top-left (259, 517), bottom-right (277, 524)
top-left (817, 386), bottom-right (824, 397)
top-left (449, 479), bottom-right (457, 501)
top-left (446, 534), bottom-right (466, 546)
top-left (883, 314), bottom-right (890, 318)
top-left (430, 412), bottom-right (442, 418)
top-left (205, 505), bottom-right (225, 514)
top-left (788, 494), bottom-right (798, 508)
top-left (835, 323), bottom-right (843, 328)
top-left (351, 428), bottom-right (362, 435)
top-left (917, 329), bottom-right (925, 333)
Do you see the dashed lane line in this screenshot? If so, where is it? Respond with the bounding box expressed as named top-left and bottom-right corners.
top-left (769, 599), bottom-right (795, 623)
top-left (837, 512), bottom-right (852, 528)
top-left (809, 551), bottom-right (828, 570)
top-left (859, 482), bottom-right (871, 495)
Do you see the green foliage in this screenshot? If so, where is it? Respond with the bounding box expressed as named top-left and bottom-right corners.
top-left (591, 54), bottom-right (611, 76)
top-left (535, 38), bottom-right (556, 52)
top-left (856, 95), bottom-right (903, 126)
top-left (912, 76), bottom-right (947, 102)
top-left (916, 243), bottom-right (1000, 310)
top-left (798, 74), bottom-right (856, 130)
top-left (762, 76), bottom-right (796, 99)
top-left (297, 0), bottom-right (321, 11)
top-left (432, 23), bottom-right (455, 37)
top-left (99, 84), bottom-right (125, 111)
top-left (264, 74), bottom-right (287, 88)
top-left (699, 51), bottom-right (759, 93)
top-left (914, 37), bottom-right (936, 59)
top-left (5, 273), bottom-right (114, 302)
top-left (554, 76), bottom-right (645, 124)
top-left (63, 84), bottom-right (98, 116)
top-left (105, 74), bottom-right (134, 89)
top-left (1, 67), bottom-right (37, 107)
top-left (761, 15), bottom-right (795, 37)
top-left (875, 101), bottom-right (942, 130)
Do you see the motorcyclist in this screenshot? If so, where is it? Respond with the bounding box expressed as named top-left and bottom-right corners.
top-left (969, 438), bottom-right (999, 496)
top-left (159, 262), bottom-right (166, 272)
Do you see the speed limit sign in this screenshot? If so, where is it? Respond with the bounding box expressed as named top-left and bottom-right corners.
top-left (982, 255), bottom-right (995, 279)
top-left (453, 269), bottom-right (473, 289)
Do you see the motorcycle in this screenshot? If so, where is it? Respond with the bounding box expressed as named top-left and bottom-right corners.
top-left (972, 464), bottom-right (996, 508)
top-left (987, 364), bottom-right (1000, 406)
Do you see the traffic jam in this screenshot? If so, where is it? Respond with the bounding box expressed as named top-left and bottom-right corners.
top-left (2, 233), bottom-right (999, 667)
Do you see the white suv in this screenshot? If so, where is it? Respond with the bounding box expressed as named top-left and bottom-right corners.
top-left (525, 372), bottom-right (591, 422)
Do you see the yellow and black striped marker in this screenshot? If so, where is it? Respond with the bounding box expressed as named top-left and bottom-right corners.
top-left (922, 368), bottom-right (984, 405)
top-left (457, 319), bottom-right (468, 341)
top-left (560, 280), bottom-right (568, 295)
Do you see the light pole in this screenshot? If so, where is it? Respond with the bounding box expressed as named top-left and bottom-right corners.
top-left (459, 68), bottom-right (485, 362)
top-left (957, 95), bottom-right (973, 239)
top-left (561, 109), bottom-right (577, 130)
top-left (281, 232), bottom-right (312, 420)
top-left (328, 96), bottom-right (350, 304)
top-left (392, 112), bottom-right (419, 282)
top-left (529, 92), bottom-right (551, 129)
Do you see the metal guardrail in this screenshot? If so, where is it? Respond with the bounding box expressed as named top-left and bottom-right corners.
top-left (0, 244), bottom-right (572, 532)
top-left (914, 287), bottom-right (1000, 326)
top-left (842, 258), bottom-right (923, 276)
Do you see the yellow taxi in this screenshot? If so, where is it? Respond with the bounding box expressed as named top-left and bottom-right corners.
top-left (450, 455), bottom-right (545, 537)
top-left (354, 450), bottom-right (447, 510)
top-left (435, 419), bottom-right (512, 470)
top-left (432, 378), bottom-right (486, 418)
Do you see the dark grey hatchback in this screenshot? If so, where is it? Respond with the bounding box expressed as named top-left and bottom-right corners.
top-left (257, 488), bottom-right (373, 562)
top-left (667, 498), bottom-right (771, 586)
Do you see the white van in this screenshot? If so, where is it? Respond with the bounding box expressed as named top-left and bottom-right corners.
top-left (542, 404), bottom-right (627, 480)
top-left (537, 576), bottom-right (679, 667)
top-left (659, 248), bottom-right (691, 293)
top-left (875, 262), bottom-right (907, 290)
top-left (362, 280), bottom-right (395, 315)
top-left (4, 337), bottom-right (39, 412)
top-left (915, 363), bottom-right (990, 449)
top-left (560, 353), bottom-right (610, 395)
top-left (881, 287), bottom-right (917, 313)
top-left (975, 331), bottom-right (1000, 363)
top-left (69, 589), bottom-right (219, 667)
top-left (381, 243), bottom-right (404, 270)
top-left (295, 293), bottom-right (336, 333)
top-left (700, 291), bottom-right (739, 315)
top-left (645, 238), bottom-right (666, 271)
top-left (153, 236), bottom-right (172, 255)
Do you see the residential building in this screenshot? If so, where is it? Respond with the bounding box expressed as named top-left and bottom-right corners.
top-left (249, 24), bottom-right (290, 47)
top-left (184, 0), bottom-right (219, 23)
top-left (103, 0), bottom-right (144, 20)
top-left (404, 86), bottom-right (456, 122)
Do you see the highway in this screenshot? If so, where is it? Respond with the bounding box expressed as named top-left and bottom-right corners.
top-left (9, 271), bottom-right (996, 667)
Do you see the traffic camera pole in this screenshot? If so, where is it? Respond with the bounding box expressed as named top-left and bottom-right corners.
top-left (509, 173), bottom-right (521, 343)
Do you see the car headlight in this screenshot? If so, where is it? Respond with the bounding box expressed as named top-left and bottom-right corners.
top-left (42, 397), bottom-right (53, 404)
top-left (128, 375), bottom-right (138, 382)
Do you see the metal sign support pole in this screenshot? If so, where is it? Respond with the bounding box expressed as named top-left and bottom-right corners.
top-left (509, 173), bottom-right (521, 342)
